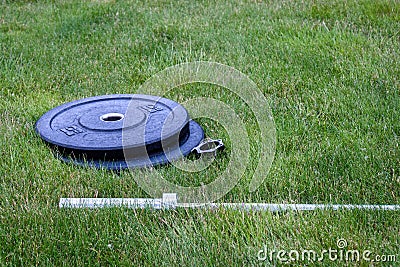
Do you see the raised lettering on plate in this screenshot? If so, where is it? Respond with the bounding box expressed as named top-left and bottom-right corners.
top-left (138, 104), bottom-right (163, 113)
top-left (59, 125), bottom-right (84, 136)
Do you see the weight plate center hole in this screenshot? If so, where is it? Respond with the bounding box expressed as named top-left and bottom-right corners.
top-left (100, 113), bottom-right (125, 122)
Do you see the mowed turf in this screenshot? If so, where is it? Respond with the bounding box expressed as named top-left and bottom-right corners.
top-left (1, 0), bottom-right (399, 265)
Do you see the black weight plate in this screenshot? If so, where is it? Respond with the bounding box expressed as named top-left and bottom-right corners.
top-left (35, 94), bottom-right (204, 169)
top-left (61, 120), bottom-right (204, 170)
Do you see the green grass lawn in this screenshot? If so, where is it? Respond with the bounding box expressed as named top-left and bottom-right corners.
top-left (1, 0), bottom-right (399, 265)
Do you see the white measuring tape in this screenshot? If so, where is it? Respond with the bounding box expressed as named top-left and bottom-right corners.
top-left (59, 194), bottom-right (400, 211)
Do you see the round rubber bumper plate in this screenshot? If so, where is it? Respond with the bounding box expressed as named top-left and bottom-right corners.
top-left (35, 94), bottom-right (204, 170)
